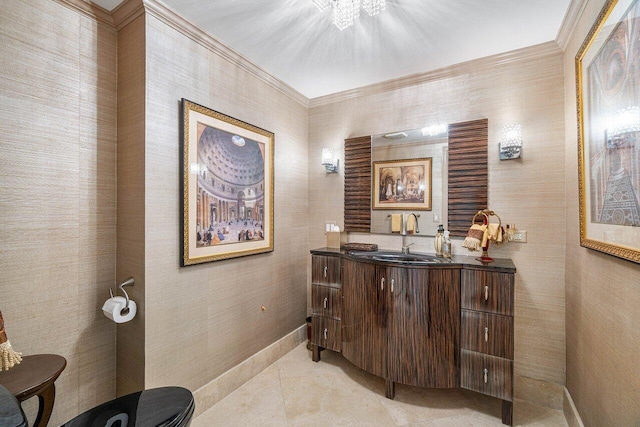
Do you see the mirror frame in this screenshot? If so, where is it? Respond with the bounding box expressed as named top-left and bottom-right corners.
top-left (344, 118), bottom-right (488, 237)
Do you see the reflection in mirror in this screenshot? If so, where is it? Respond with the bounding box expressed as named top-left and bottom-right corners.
top-left (370, 127), bottom-right (448, 237)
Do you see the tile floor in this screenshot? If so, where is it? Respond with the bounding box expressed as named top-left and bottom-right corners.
top-left (192, 343), bottom-right (568, 427)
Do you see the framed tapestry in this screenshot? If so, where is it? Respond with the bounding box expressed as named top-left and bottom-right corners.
top-left (576, 0), bottom-right (640, 263)
top-left (372, 158), bottom-right (432, 210)
top-left (181, 99), bottom-right (274, 266)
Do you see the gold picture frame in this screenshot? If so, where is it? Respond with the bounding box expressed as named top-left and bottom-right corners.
top-left (181, 99), bottom-right (274, 266)
top-left (372, 158), bottom-right (432, 210)
top-left (576, 0), bottom-right (640, 263)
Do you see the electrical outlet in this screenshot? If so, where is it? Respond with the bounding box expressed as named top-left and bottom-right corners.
top-left (510, 230), bottom-right (527, 243)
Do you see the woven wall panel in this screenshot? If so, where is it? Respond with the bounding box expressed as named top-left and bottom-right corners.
top-left (447, 119), bottom-right (488, 237)
top-left (344, 136), bottom-right (372, 232)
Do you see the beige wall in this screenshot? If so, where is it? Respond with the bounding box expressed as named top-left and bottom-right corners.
top-left (563, 1), bottom-right (640, 425)
top-left (309, 44), bottom-right (567, 408)
top-left (133, 10), bottom-right (309, 392)
top-left (0, 0), bottom-right (117, 424)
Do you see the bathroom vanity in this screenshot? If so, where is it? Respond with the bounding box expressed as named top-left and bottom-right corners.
top-left (309, 248), bottom-right (516, 426)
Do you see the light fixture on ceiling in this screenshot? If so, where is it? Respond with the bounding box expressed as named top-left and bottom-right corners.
top-left (499, 124), bottom-right (522, 160)
top-left (313, 0), bottom-right (386, 30)
top-left (321, 148), bottom-right (339, 173)
top-left (421, 123), bottom-right (448, 137)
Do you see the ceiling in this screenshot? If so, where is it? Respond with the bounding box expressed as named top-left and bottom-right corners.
top-left (96, 0), bottom-right (571, 99)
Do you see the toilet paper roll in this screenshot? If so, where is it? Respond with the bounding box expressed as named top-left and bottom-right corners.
top-left (102, 296), bottom-right (137, 323)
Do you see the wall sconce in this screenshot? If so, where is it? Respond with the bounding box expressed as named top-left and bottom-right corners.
top-left (321, 148), bottom-right (339, 173)
top-left (499, 124), bottom-right (522, 160)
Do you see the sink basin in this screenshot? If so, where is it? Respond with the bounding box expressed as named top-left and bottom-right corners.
top-left (349, 251), bottom-right (450, 264)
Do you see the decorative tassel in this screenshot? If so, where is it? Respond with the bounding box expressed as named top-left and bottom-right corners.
top-left (462, 223), bottom-right (486, 251)
top-left (0, 311), bottom-right (22, 371)
top-left (0, 340), bottom-right (22, 371)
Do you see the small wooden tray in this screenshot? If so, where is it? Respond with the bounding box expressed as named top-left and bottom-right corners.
top-left (344, 243), bottom-right (378, 252)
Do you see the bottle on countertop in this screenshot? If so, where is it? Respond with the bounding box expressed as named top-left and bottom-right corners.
top-left (442, 230), bottom-right (452, 258)
top-left (434, 224), bottom-right (445, 256)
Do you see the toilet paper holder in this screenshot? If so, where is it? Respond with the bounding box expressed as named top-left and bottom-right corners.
top-left (109, 277), bottom-right (135, 315)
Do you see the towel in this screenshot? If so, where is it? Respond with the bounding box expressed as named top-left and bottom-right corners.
top-left (391, 214), bottom-right (401, 233)
top-left (406, 214), bottom-right (416, 234)
top-left (481, 223), bottom-right (503, 247)
top-left (462, 223), bottom-right (487, 251)
top-left (0, 311), bottom-right (22, 371)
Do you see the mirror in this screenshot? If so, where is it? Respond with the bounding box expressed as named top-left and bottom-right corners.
top-left (370, 128), bottom-right (448, 236)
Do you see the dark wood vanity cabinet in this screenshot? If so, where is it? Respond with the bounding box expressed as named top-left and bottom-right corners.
top-left (341, 259), bottom-right (460, 397)
top-left (310, 255), bottom-right (342, 359)
top-left (459, 268), bottom-right (515, 425)
top-left (310, 249), bottom-right (515, 426)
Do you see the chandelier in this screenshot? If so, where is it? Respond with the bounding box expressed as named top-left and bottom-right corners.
top-left (314, 0), bottom-right (386, 30)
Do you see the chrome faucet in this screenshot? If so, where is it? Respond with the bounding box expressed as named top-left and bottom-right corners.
top-left (400, 212), bottom-right (420, 253)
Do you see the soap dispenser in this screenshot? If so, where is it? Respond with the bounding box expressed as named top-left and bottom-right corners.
top-left (434, 224), bottom-right (445, 256)
top-left (442, 230), bottom-right (452, 258)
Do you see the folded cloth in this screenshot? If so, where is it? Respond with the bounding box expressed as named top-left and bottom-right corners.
top-left (0, 311), bottom-right (22, 371)
top-left (462, 224), bottom-right (487, 251)
top-left (406, 214), bottom-right (416, 234)
top-left (482, 223), bottom-right (503, 247)
top-left (391, 214), bottom-right (401, 233)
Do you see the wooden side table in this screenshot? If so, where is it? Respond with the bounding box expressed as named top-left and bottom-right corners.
top-left (0, 354), bottom-right (67, 427)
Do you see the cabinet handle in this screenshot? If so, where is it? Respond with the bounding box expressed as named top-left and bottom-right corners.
top-left (323, 297), bottom-right (328, 309)
top-left (391, 279), bottom-right (394, 293)
top-left (484, 285), bottom-right (489, 301)
top-left (323, 266), bottom-right (328, 278)
top-left (323, 328), bottom-right (328, 340)
top-left (484, 326), bottom-right (489, 342)
top-left (483, 368), bottom-right (489, 384)
top-left (381, 277), bottom-right (385, 291)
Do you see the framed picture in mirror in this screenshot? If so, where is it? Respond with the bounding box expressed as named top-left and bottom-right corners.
top-left (372, 158), bottom-right (432, 210)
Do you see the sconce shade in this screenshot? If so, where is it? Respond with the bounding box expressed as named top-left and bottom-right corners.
top-left (499, 124), bottom-right (522, 160)
top-left (321, 148), bottom-right (339, 173)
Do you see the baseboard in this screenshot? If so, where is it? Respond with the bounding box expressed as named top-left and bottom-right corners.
top-left (514, 375), bottom-right (564, 410)
top-left (563, 387), bottom-right (585, 427)
top-left (192, 325), bottom-right (306, 417)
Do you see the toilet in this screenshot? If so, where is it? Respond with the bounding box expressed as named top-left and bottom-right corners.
top-left (62, 386), bottom-right (194, 427)
top-left (0, 385), bottom-right (27, 427)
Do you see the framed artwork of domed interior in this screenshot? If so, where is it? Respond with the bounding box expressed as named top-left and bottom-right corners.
top-left (372, 158), bottom-right (432, 210)
top-left (576, 0), bottom-right (640, 263)
top-left (180, 99), bottom-right (274, 266)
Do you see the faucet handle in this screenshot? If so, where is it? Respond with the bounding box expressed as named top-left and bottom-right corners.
top-left (401, 243), bottom-right (414, 254)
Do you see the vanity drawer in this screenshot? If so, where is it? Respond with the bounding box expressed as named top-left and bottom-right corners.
top-left (461, 309), bottom-right (513, 359)
top-left (461, 269), bottom-right (514, 316)
top-left (312, 285), bottom-right (342, 319)
top-left (311, 316), bottom-right (341, 352)
top-left (460, 349), bottom-right (513, 401)
top-left (312, 255), bottom-right (341, 288)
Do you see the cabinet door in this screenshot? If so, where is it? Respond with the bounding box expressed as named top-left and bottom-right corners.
top-left (461, 269), bottom-right (513, 315)
top-left (461, 309), bottom-right (513, 359)
top-left (311, 316), bottom-right (341, 352)
top-left (341, 259), bottom-right (387, 378)
top-left (387, 268), bottom-right (460, 388)
top-left (311, 285), bottom-right (341, 320)
top-left (312, 255), bottom-right (341, 287)
top-left (460, 349), bottom-right (513, 401)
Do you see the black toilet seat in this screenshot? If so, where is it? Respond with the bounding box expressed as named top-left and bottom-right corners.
top-left (62, 386), bottom-right (194, 427)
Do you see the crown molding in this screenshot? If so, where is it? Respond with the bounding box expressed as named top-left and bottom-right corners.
top-left (111, 0), bottom-right (144, 31)
top-left (556, 0), bottom-right (589, 51)
top-left (132, 0), bottom-right (309, 107)
top-left (52, 0), bottom-right (114, 27)
top-left (309, 41), bottom-right (563, 108)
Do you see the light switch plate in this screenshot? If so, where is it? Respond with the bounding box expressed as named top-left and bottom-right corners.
top-left (510, 230), bottom-right (527, 242)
